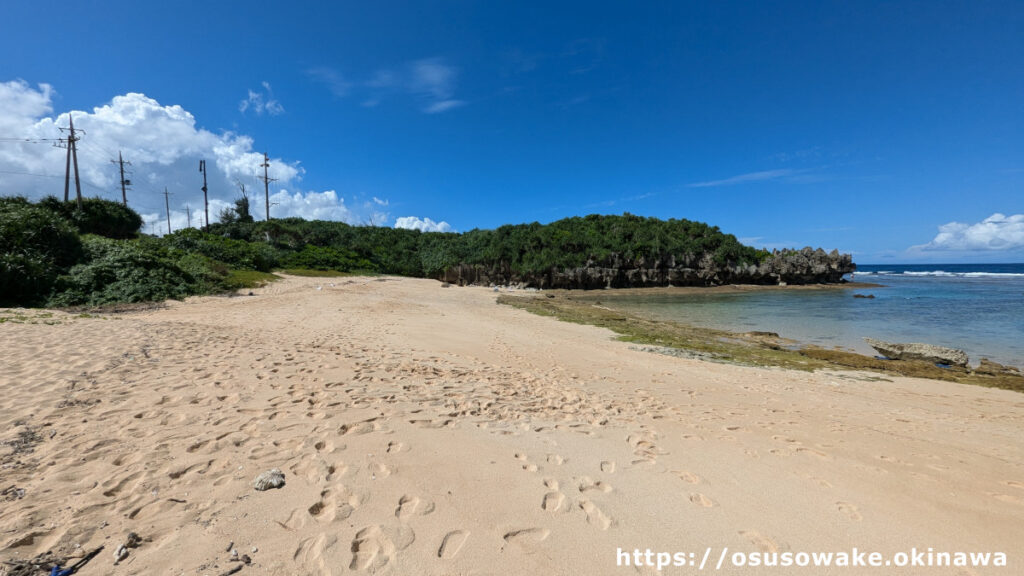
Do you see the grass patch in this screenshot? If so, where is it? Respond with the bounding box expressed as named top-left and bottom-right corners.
top-left (499, 293), bottom-right (1024, 394)
top-left (224, 269), bottom-right (280, 290)
top-left (278, 268), bottom-right (378, 278)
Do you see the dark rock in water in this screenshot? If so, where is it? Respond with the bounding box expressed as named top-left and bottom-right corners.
top-left (437, 247), bottom-right (855, 289)
top-left (864, 337), bottom-right (968, 368)
top-left (744, 331), bottom-right (780, 338)
top-left (976, 358), bottom-right (1022, 376)
top-left (853, 293), bottom-right (875, 299)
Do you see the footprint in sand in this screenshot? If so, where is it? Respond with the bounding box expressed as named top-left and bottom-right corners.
top-left (739, 530), bottom-right (785, 553)
top-left (503, 527), bottom-right (551, 544)
top-left (294, 533), bottom-right (338, 574)
top-left (543, 478), bottom-right (559, 490)
top-left (542, 492), bottom-right (566, 512)
top-left (547, 454), bottom-right (565, 465)
top-left (676, 471), bottom-right (701, 484)
top-left (836, 501), bottom-right (862, 520)
top-left (688, 493), bottom-right (716, 508)
top-left (396, 495), bottom-right (435, 520)
top-left (600, 461), bottom-right (616, 473)
top-left (438, 530), bottom-right (469, 559)
top-left (579, 499), bottom-right (613, 530)
top-left (578, 476), bottom-right (613, 493)
top-left (1004, 481), bottom-right (1024, 490)
top-left (350, 525), bottom-right (396, 572)
top-left (369, 461), bottom-right (392, 479)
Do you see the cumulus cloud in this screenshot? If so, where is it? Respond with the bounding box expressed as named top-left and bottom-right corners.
top-left (917, 213), bottom-right (1024, 251)
top-left (239, 81), bottom-right (284, 116)
top-left (0, 80), bottom-right (388, 234)
top-left (394, 216), bottom-right (453, 233)
top-left (267, 189), bottom-right (354, 221)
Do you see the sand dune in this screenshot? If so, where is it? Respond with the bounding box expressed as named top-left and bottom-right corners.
top-left (2, 275), bottom-right (1022, 575)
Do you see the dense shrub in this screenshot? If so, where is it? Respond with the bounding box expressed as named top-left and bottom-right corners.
top-left (161, 228), bottom-right (279, 271)
top-left (49, 236), bottom-right (210, 306)
top-left (37, 196), bottom-right (143, 239)
top-left (280, 244), bottom-right (374, 271)
top-left (0, 197), bottom-right (84, 306)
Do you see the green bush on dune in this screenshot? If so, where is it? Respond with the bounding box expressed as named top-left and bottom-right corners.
top-left (49, 236), bottom-right (212, 306)
top-left (0, 197), bottom-right (84, 306)
top-left (37, 196), bottom-right (144, 240)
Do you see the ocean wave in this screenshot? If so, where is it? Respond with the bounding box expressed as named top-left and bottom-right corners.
top-left (903, 271), bottom-right (955, 276)
top-left (961, 272), bottom-right (1024, 278)
top-left (892, 271), bottom-right (1024, 278)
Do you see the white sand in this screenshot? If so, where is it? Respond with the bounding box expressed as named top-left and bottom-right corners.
top-left (1, 275), bottom-right (1021, 575)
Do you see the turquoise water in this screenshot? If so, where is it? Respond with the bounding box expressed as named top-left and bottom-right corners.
top-left (609, 264), bottom-right (1024, 367)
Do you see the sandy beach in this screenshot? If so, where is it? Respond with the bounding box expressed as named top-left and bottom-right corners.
top-left (2, 275), bottom-right (1022, 575)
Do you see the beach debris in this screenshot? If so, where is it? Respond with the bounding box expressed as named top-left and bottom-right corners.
top-left (3, 552), bottom-right (65, 576)
top-left (112, 532), bottom-right (142, 565)
top-left (225, 541), bottom-right (234, 552)
top-left (113, 545), bottom-right (129, 564)
top-left (2, 485), bottom-right (26, 501)
top-left (251, 546), bottom-right (258, 553)
top-left (864, 337), bottom-right (968, 367)
top-left (3, 425), bottom-right (43, 456)
top-left (252, 468), bottom-right (286, 491)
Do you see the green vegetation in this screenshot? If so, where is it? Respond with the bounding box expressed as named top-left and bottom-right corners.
top-left (210, 213), bottom-right (764, 277)
top-left (2, 195), bottom-right (770, 308)
top-left (0, 197), bottom-right (83, 306)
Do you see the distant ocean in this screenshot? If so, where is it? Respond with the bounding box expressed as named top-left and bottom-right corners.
top-left (609, 263), bottom-right (1024, 368)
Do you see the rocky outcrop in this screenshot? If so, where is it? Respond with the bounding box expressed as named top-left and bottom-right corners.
top-left (975, 358), bottom-right (1021, 376)
top-left (864, 337), bottom-right (969, 367)
top-left (438, 247), bottom-right (854, 289)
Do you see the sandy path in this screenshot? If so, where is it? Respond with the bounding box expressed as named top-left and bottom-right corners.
top-left (1, 275), bottom-right (1022, 575)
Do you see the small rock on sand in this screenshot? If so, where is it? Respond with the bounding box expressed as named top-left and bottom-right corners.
top-left (252, 468), bottom-right (286, 491)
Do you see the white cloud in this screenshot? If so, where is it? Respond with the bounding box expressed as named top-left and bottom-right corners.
top-left (688, 169), bottom-right (803, 188)
top-left (266, 189), bottom-right (354, 222)
top-left (306, 68), bottom-right (351, 97)
top-left (394, 216), bottom-right (452, 233)
top-left (0, 80), bottom-right (389, 234)
top-left (239, 81), bottom-right (284, 116)
top-left (916, 213), bottom-right (1024, 251)
top-left (424, 99), bottom-right (466, 114)
top-left (313, 58), bottom-right (466, 114)
top-left (372, 196), bottom-right (388, 206)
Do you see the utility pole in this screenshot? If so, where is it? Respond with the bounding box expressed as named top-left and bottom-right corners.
top-left (163, 187), bottom-right (173, 235)
top-left (199, 159), bottom-right (209, 231)
top-left (258, 152), bottom-right (276, 221)
top-left (59, 115), bottom-right (83, 207)
top-left (111, 151), bottom-right (132, 205)
top-left (186, 204), bottom-right (192, 228)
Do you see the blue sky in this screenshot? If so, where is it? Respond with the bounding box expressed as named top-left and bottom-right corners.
top-left (1, 1), bottom-right (1022, 263)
